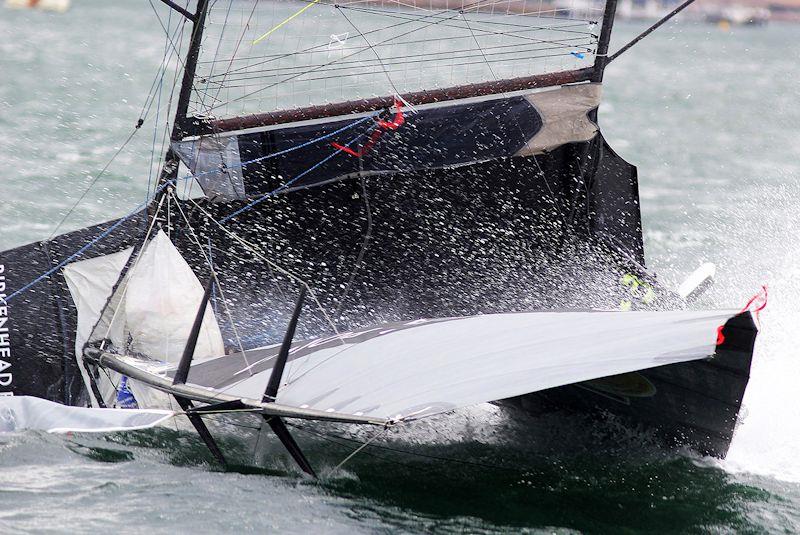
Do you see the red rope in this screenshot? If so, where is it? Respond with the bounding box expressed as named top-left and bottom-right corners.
top-left (331, 97), bottom-right (405, 157)
top-left (740, 284), bottom-right (768, 316)
top-left (717, 285), bottom-right (768, 346)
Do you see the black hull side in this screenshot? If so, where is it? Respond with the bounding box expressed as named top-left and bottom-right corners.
top-left (176, 133), bottom-right (647, 345)
top-left (500, 312), bottom-right (757, 458)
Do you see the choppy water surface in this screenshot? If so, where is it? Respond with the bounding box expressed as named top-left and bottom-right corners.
top-left (1, 2), bottom-right (799, 533)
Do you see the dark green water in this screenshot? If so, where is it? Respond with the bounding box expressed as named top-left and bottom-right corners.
top-left (1, 2), bottom-right (799, 532)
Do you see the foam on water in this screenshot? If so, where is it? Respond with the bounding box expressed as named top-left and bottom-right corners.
top-left (724, 246), bottom-right (800, 483)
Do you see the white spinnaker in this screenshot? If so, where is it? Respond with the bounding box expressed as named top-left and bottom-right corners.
top-left (63, 248), bottom-right (134, 358)
top-left (63, 248), bottom-right (134, 406)
top-left (0, 396), bottom-right (173, 434)
top-left (124, 230), bottom-right (224, 364)
top-left (215, 310), bottom-right (739, 422)
top-left (64, 230), bottom-right (225, 408)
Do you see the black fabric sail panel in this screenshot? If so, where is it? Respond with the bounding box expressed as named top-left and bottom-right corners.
top-left (0, 213), bottom-right (147, 404)
top-left (177, 132), bottom-right (649, 355)
top-left (178, 94), bottom-right (543, 201)
top-left (589, 137), bottom-right (645, 267)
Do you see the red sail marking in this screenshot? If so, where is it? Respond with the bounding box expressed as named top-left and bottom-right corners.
top-left (716, 325), bottom-right (726, 346)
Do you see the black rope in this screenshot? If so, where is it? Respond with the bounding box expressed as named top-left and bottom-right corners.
top-left (207, 51), bottom-right (583, 91)
top-left (196, 21), bottom-right (593, 66)
top-left (202, 39), bottom-right (594, 83)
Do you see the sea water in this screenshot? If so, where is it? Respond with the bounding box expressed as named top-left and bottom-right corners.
top-left (0, 2), bottom-right (799, 532)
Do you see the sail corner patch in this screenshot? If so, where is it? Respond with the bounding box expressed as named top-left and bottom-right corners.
top-left (515, 83), bottom-right (602, 156)
top-left (172, 136), bottom-right (246, 202)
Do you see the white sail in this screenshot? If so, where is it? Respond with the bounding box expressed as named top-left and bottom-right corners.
top-left (0, 396), bottom-right (172, 434)
top-left (124, 230), bottom-right (224, 364)
top-left (179, 309), bottom-right (738, 422)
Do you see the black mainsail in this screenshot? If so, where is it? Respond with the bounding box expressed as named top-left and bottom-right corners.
top-left (0, 0), bottom-right (758, 470)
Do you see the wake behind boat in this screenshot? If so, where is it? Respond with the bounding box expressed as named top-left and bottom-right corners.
top-left (0, 0), bottom-right (761, 476)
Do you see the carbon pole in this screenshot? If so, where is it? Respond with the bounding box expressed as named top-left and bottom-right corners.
top-left (606, 0), bottom-right (699, 64)
top-left (259, 286), bottom-right (316, 477)
top-left (157, 0), bottom-right (197, 21)
top-left (174, 396), bottom-right (227, 466)
top-left (265, 416), bottom-right (317, 477)
top-left (173, 276), bottom-right (215, 386)
top-left (591, 0), bottom-right (619, 83)
top-left (263, 286), bottom-right (307, 402)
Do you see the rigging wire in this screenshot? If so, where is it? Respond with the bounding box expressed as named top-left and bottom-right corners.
top-left (204, 0), bottom-right (513, 111)
top-left (185, 197), bottom-right (354, 384)
top-left (193, 0), bottom-right (600, 117)
top-left (285, 421), bottom-right (532, 476)
top-left (201, 38), bottom-right (593, 82)
top-left (98, 193), bottom-right (168, 346)
top-left (44, 1), bottom-right (190, 241)
top-left (336, 3), bottom-right (598, 52)
top-left (211, 0), bottom-right (516, 77)
top-left (252, 0), bottom-right (322, 45)
top-left (205, 0), bottom-right (259, 117)
top-left (336, 6), bottom-right (403, 99)
top-left (211, 51), bottom-right (583, 90)
top-left (197, 21), bottom-right (593, 66)
top-left (6, 180), bottom-right (178, 303)
top-left (168, 189), bottom-right (252, 372)
top-left (331, 424), bottom-right (393, 472)
top-left (461, 10), bottom-right (498, 81)
top-left (146, 0), bottom-right (180, 201)
top-left (9, 113), bottom-right (374, 304)
top-left (186, 197), bottom-right (344, 344)
top-left (47, 126), bottom-right (142, 240)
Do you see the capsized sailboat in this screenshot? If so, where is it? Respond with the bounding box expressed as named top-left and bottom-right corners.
top-left (0, 0), bottom-right (761, 475)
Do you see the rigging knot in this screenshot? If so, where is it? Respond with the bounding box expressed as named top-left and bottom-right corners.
top-left (331, 98), bottom-right (405, 158)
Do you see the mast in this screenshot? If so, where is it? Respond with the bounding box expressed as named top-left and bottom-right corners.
top-left (156, 0), bottom-right (209, 189)
top-left (591, 0), bottom-right (619, 83)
